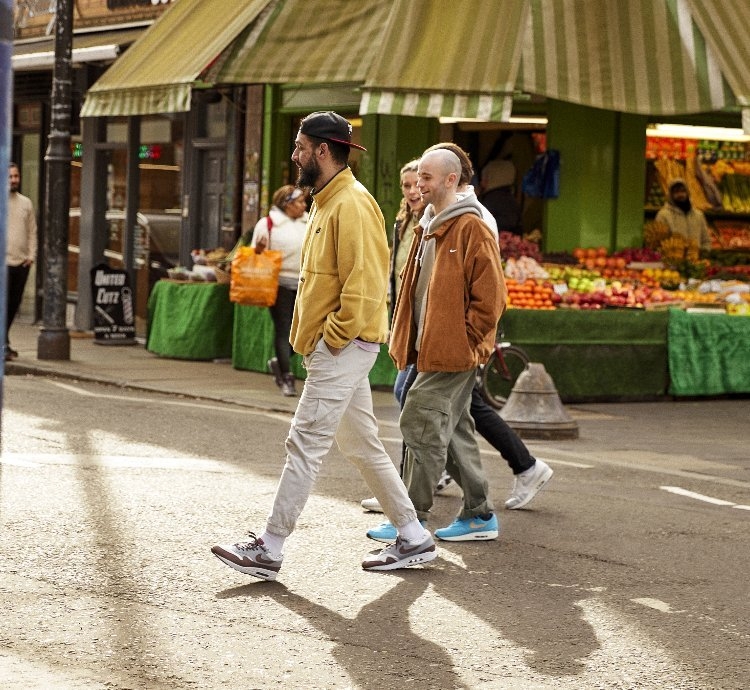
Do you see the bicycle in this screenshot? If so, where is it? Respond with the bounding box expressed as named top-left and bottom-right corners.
top-left (477, 328), bottom-right (530, 410)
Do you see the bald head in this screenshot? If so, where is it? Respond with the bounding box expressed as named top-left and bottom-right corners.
top-left (421, 149), bottom-right (461, 180)
top-left (417, 149), bottom-right (462, 213)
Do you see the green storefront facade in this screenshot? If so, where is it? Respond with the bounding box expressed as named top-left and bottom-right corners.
top-left (70, 0), bottom-right (750, 398)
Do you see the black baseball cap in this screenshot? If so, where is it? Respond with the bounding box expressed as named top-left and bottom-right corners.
top-left (299, 111), bottom-right (367, 151)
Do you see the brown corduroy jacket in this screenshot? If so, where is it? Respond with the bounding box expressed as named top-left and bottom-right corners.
top-left (389, 212), bottom-right (506, 372)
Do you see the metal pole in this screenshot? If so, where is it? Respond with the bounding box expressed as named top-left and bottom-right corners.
top-left (124, 116), bottom-right (140, 291)
top-left (0, 0), bottom-right (13, 439)
top-left (37, 0), bottom-right (73, 360)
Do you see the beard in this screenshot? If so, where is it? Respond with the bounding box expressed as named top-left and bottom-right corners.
top-left (296, 156), bottom-right (320, 188)
top-left (674, 198), bottom-right (691, 213)
top-left (9, 183), bottom-right (19, 193)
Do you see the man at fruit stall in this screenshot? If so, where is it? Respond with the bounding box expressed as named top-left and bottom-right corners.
top-left (655, 178), bottom-right (712, 252)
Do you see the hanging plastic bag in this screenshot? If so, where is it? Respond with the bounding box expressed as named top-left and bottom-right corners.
top-left (522, 149), bottom-right (560, 199)
top-left (229, 246), bottom-right (282, 307)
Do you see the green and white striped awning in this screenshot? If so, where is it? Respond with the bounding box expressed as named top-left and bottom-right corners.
top-left (359, 91), bottom-right (513, 122)
top-left (206, 0), bottom-right (522, 122)
top-left (687, 0), bottom-right (750, 131)
top-left (205, 0), bottom-right (392, 85)
top-left (82, 0), bottom-right (750, 126)
top-left (80, 0), bottom-right (273, 117)
top-left (517, 0), bottom-right (738, 116)
top-left (359, 0), bottom-right (528, 122)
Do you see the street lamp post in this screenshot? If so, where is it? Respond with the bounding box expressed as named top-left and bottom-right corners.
top-left (38, 0), bottom-right (73, 360)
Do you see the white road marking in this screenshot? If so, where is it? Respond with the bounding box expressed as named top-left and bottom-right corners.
top-left (632, 597), bottom-right (673, 613)
top-left (534, 455), bottom-right (593, 469)
top-left (660, 485), bottom-right (740, 507)
top-left (43, 379), bottom-right (292, 421)
top-left (732, 504), bottom-right (750, 511)
top-left (0, 452), bottom-right (238, 473)
top-left (534, 447), bottom-right (750, 491)
top-left (378, 437), bottom-right (593, 468)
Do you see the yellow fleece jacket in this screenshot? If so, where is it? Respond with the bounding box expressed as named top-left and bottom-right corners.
top-left (290, 167), bottom-right (389, 355)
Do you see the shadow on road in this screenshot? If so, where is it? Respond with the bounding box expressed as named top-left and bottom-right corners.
top-left (216, 544), bottom-right (600, 687)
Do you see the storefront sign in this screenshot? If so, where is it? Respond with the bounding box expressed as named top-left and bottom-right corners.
top-left (90, 264), bottom-right (136, 343)
top-left (14, 0), bottom-right (173, 38)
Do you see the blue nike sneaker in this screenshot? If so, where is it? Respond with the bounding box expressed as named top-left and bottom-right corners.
top-left (434, 513), bottom-right (499, 541)
top-left (367, 520), bottom-right (426, 544)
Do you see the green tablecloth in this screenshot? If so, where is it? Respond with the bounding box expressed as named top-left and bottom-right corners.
top-left (668, 309), bottom-right (750, 396)
top-left (500, 309), bottom-right (671, 401)
top-left (145, 283), bottom-right (748, 398)
top-left (146, 280), bottom-right (234, 360)
top-left (231, 304), bottom-right (398, 387)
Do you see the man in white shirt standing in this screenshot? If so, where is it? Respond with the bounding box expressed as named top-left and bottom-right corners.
top-left (6, 162), bottom-right (37, 361)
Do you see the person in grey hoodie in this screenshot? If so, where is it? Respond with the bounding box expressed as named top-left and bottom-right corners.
top-left (368, 148), bottom-right (506, 543)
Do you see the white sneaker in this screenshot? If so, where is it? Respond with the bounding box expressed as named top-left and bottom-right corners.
top-left (504, 459), bottom-right (553, 510)
top-left (434, 470), bottom-right (454, 495)
top-left (361, 496), bottom-right (383, 513)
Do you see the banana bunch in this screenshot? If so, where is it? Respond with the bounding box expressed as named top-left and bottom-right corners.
top-left (659, 236), bottom-right (699, 265)
top-left (685, 158), bottom-right (712, 211)
top-left (643, 220), bottom-right (671, 250)
top-left (654, 159), bottom-right (685, 195)
top-left (720, 174), bottom-right (750, 213)
top-left (710, 159), bottom-right (736, 182)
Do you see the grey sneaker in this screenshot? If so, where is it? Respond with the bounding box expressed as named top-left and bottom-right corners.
top-left (360, 496), bottom-right (383, 513)
top-left (362, 532), bottom-right (437, 571)
top-left (211, 533), bottom-right (282, 580)
top-left (505, 459), bottom-right (554, 510)
top-left (268, 358), bottom-right (283, 387)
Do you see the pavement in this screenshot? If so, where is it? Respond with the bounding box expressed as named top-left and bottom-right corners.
top-left (3, 319), bottom-right (303, 416)
top-left (3, 318), bottom-right (749, 689)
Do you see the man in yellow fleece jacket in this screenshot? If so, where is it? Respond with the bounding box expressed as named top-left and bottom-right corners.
top-left (212, 112), bottom-right (435, 580)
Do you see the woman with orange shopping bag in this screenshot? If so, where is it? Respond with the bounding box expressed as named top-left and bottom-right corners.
top-left (250, 184), bottom-right (308, 396)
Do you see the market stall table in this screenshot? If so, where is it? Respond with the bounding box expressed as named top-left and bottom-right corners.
top-left (501, 309), bottom-right (671, 401)
top-left (146, 280), bottom-right (234, 360)
top-left (231, 304), bottom-right (397, 387)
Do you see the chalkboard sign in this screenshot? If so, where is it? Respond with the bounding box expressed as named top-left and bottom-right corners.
top-left (90, 264), bottom-right (136, 343)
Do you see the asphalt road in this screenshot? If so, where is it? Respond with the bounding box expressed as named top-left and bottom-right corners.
top-left (0, 375), bottom-right (748, 689)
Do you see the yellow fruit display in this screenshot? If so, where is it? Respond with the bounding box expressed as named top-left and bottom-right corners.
top-left (643, 220), bottom-right (670, 250)
top-left (659, 235), bottom-right (699, 265)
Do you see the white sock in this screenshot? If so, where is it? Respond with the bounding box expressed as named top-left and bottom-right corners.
top-left (398, 519), bottom-right (427, 543)
top-left (259, 530), bottom-right (285, 558)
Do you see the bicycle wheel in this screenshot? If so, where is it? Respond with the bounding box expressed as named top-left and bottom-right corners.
top-left (480, 346), bottom-right (530, 410)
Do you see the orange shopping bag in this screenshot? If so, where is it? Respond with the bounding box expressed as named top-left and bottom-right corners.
top-left (229, 246), bottom-right (282, 307)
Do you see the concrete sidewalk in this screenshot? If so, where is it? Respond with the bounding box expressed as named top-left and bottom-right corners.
top-left (3, 319), bottom-right (308, 415)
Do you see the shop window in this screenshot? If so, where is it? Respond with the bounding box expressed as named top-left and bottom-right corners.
top-left (206, 96), bottom-right (227, 140)
top-left (68, 114), bottom-right (185, 327)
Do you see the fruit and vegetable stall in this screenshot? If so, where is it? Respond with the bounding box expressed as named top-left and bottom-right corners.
top-left (148, 229), bottom-right (749, 400)
top-left (498, 232), bottom-right (750, 400)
